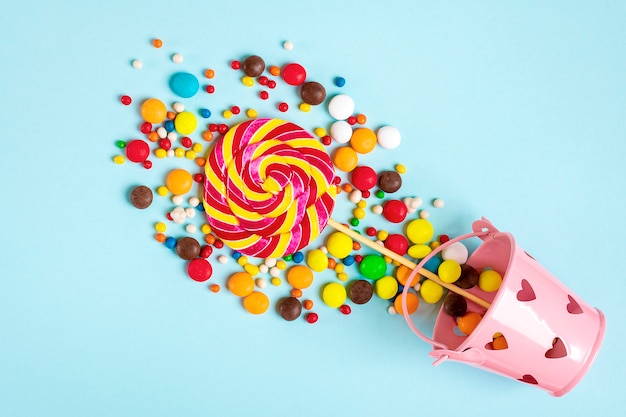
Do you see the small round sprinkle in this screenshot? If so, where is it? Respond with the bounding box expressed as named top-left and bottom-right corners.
top-left (217, 255), bottom-right (228, 264)
top-left (131, 59), bottom-right (143, 69)
top-left (433, 198), bottom-right (445, 208)
top-left (419, 209), bottom-right (430, 219)
top-left (283, 41), bottom-right (294, 50)
top-left (172, 53), bottom-right (183, 64)
top-left (334, 77), bottom-right (346, 87)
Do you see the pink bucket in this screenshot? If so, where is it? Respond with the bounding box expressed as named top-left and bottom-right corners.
top-left (401, 218), bottom-right (606, 396)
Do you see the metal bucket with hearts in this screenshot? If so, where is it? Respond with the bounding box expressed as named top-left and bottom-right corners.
top-left (401, 218), bottom-right (606, 396)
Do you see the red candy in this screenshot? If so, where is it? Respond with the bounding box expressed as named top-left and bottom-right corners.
top-left (187, 258), bottom-right (213, 282)
top-left (159, 138), bottom-right (172, 150)
top-left (366, 227), bottom-right (377, 236)
top-left (384, 233), bottom-right (409, 256)
top-left (321, 135), bottom-right (332, 146)
top-left (305, 312), bottom-right (319, 324)
top-left (281, 63), bottom-right (306, 86)
top-left (351, 166), bottom-right (377, 191)
top-left (382, 199), bottom-right (408, 223)
top-left (140, 122), bottom-right (152, 134)
top-left (126, 139), bottom-right (150, 162)
top-left (230, 60), bottom-right (241, 70)
top-left (200, 245), bottom-right (213, 258)
top-left (143, 160), bottom-right (152, 169)
top-left (259, 91), bottom-right (269, 100)
top-left (339, 305), bottom-right (352, 315)
top-left (181, 136), bottom-right (193, 148)
top-left (205, 85), bottom-right (215, 94)
top-left (231, 106), bottom-right (241, 115)
top-left (278, 102), bottom-right (289, 112)
top-left (120, 95), bottom-right (132, 105)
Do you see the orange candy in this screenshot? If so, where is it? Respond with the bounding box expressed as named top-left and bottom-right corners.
top-left (204, 69), bottom-right (215, 78)
top-left (195, 157), bottom-right (206, 167)
top-left (356, 113), bottom-right (367, 124)
top-left (243, 291), bottom-right (270, 314)
top-left (394, 292), bottom-right (419, 315)
top-left (394, 264), bottom-right (415, 286)
top-left (141, 98), bottom-right (167, 124)
top-left (350, 127), bottom-right (377, 154)
top-left (165, 168), bottom-right (193, 195)
top-left (147, 131), bottom-right (159, 142)
top-left (457, 312), bottom-right (482, 335)
top-left (209, 284), bottom-right (221, 293)
top-left (152, 38), bottom-right (163, 48)
top-left (155, 233), bottom-right (166, 243)
top-left (202, 130), bottom-right (213, 141)
top-left (269, 65), bottom-right (280, 76)
top-left (228, 272), bottom-right (255, 297)
top-left (291, 288), bottom-right (303, 298)
top-left (303, 299), bottom-right (314, 310)
top-left (492, 335), bottom-right (508, 350)
top-left (342, 183), bottom-right (353, 193)
top-left (287, 265), bottom-right (314, 289)
top-left (332, 146), bottom-right (358, 172)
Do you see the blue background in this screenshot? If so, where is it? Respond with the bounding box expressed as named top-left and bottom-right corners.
top-left (1, 1), bottom-right (624, 416)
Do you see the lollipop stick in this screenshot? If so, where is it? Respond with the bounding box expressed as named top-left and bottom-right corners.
top-left (327, 218), bottom-right (491, 309)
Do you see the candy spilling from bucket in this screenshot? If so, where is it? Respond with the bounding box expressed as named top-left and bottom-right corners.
top-left (402, 218), bottom-right (606, 396)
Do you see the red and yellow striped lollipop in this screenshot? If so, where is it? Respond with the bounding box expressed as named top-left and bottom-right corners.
top-left (203, 118), bottom-right (337, 258)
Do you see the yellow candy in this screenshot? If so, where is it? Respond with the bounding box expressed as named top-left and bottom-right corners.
top-left (174, 111), bottom-right (197, 135)
top-left (276, 260), bottom-right (287, 270)
top-left (156, 186), bottom-right (169, 196)
top-left (192, 143), bottom-right (203, 153)
top-left (174, 148), bottom-right (185, 158)
top-left (113, 155), bottom-right (125, 164)
top-left (377, 230), bottom-right (389, 241)
top-left (334, 264), bottom-right (345, 273)
top-left (420, 279), bottom-right (444, 303)
top-left (314, 127), bottom-right (327, 137)
top-left (287, 265), bottom-right (314, 289)
top-left (155, 222), bottom-right (167, 233)
top-left (408, 244), bottom-right (431, 259)
top-left (438, 260), bottom-right (461, 283)
top-left (222, 110), bottom-right (233, 119)
top-left (375, 276), bottom-right (399, 300)
top-left (353, 207), bottom-right (366, 219)
top-left (270, 277), bottom-right (282, 286)
top-left (185, 150), bottom-right (197, 160)
top-left (166, 168), bottom-right (193, 195)
top-left (326, 232), bottom-right (353, 259)
top-left (246, 108), bottom-right (258, 118)
top-left (306, 249), bottom-right (329, 272)
top-left (337, 272), bottom-right (348, 281)
top-left (242, 76), bottom-right (254, 87)
top-left (299, 103), bottom-right (311, 112)
top-left (201, 224), bottom-right (212, 234)
top-left (406, 219), bottom-right (434, 244)
top-left (141, 98), bottom-right (167, 124)
top-left (479, 269), bottom-right (502, 292)
top-left (356, 200), bottom-right (367, 208)
top-left (395, 164), bottom-right (407, 174)
top-left (237, 256), bottom-right (248, 266)
top-left (244, 263), bottom-right (260, 276)
top-left (322, 282), bottom-right (346, 308)
top-left (154, 148), bottom-right (167, 158)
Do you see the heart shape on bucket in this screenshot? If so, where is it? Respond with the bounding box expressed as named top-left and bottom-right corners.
top-left (567, 295), bottom-right (583, 314)
top-left (518, 374), bottom-right (538, 385)
top-left (516, 279), bottom-right (536, 302)
top-left (545, 337), bottom-right (567, 359)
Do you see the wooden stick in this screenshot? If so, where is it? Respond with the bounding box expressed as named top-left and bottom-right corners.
top-left (327, 218), bottom-right (491, 309)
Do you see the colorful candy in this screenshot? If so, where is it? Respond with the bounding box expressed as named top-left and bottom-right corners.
top-left (228, 271), bottom-right (255, 297)
top-left (130, 185), bottom-right (153, 209)
top-left (350, 128), bottom-right (377, 154)
top-left (328, 94), bottom-right (355, 121)
top-left (479, 269), bottom-right (503, 292)
top-left (326, 232), bottom-right (353, 259)
top-left (287, 265), bottom-right (314, 289)
top-left (376, 126), bottom-right (401, 149)
top-left (203, 118), bottom-right (336, 258)
top-left (243, 291), bottom-right (270, 314)
top-left (300, 81), bottom-right (326, 105)
top-left (169, 72), bottom-right (200, 98)
top-left (141, 98), bottom-right (167, 124)
top-left (322, 282), bottom-right (347, 308)
top-left (166, 168), bottom-right (193, 195)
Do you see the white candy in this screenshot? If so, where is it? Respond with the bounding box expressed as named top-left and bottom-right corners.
top-left (166, 132), bottom-right (177, 141)
top-left (185, 224), bottom-right (197, 234)
top-left (217, 255), bottom-right (228, 264)
top-left (387, 305), bottom-right (398, 315)
top-left (188, 197), bottom-right (200, 207)
top-left (170, 207), bottom-right (186, 224)
top-left (283, 41), bottom-right (294, 50)
top-left (348, 189), bottom-right (362, 204)
top-left (419, 209), bottom-right (430, 219)
top-left (433, 198), bottom-right (445, 208)
top-left (185, 207), bottom-right (196, 218)
top-left (269, 266), bottom-right (281, 278)
top-left (172, 53), bottom-right (183, 64)
top-left (442, 242), bottom-right (469, 264)
top-left (410, 197), bottom-right (423, 209)
top-left (166, 149), bottom-right (175, 158)
top-left (156, 126), bottom-right (167, 138)
top-left (255, 277), bottom-right (267, 289)
top-left (264, 257), bottom-right (277, 268)
top-left (319, 245), bottom-right (328, 254)
top-left (172, 102), bottom-right (185, 113)
top-left (413, 283), bottom-right (421, 292)
top-left (371, 205), bottom-right (383, 215)
top-left (131, 59), bottom-right (143, 69)
top-left (171, 195), bottom-right (184, 205)
top-left (329, 120), bottom-right (352, 143)
top-left (258, 264), bottom-right (269, 274)
top-left (376, 126), bottom-right (401, 149)
top-left (328, 94), bottom-right (355, 120)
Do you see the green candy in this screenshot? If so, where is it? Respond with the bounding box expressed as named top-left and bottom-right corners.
top-left (359, 255), bottom-right (387, 280)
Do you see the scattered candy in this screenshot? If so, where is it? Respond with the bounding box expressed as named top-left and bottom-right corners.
top-left (281, 63), bottom-right (306, 86)
top-left (166, 168), bottom-right (193, 195)
top-left (406, 219), bottom-right (434, 244)
top-left (358, 255), bottom-right (386, 280)
top-left (350, 127), bottom-right (377, 154)
top-left (187, 258), bottom-right (213, 282)
top-left (348, 280), bottom-right (373, 304)
top-left (394, 292), bottom-right (419, 315)
top-left (376, 126), bottom-right (401, 149)
top-left (374, 276), bottom-right (398, 300)
top-left (242, 55), bottom-right (266, 77)
top-left (328, 94), bottom-right (355, 121)
top-left (129, 185), bottom-right (153, 209)
top-left (169, 72), bottom-right (200, 98)
top-left (382, 200), bottom-right (408, 223)
top-left (420, 279), bottom-right (444, 304)
top-left (479, 269), bottom-right (503, 292)
top-left (278, 296), bottom-right (302, 321)
top-left (332, 146), bottom-right (358, 172)
top-left (141, 98), bottom-right (167, 124)
top-left (322, 282), bottom-right (347, 308)
top-left (351, 166), bottom-right (377, 191)
top-left (243, 291), bottom-right (270, 314)
top-left (228, 271), bottom-right (255, 297)
top-left (287, 265), bottom-right (314, 289)
top-left (300, 81), bottom-right (326, 105)
top-left (330, 120), bottom-right (352, 143)
top-left (326, 232), bottom-right (353, 259)
top-left (172, 53), bottom-right (183, 64)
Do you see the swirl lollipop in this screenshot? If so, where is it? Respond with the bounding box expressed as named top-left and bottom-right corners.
top-left (203, 118), bottom-right (337, 258)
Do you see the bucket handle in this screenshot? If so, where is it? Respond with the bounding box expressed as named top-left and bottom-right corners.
top-left (400, 217), bottom-right (498, 350)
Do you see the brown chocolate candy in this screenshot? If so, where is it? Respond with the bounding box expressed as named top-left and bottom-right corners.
top-left (377, 171), bottom-right (402, 193)
top-left (242, 55), bottom-right (265, 77)
top-left (277, 296), bottom-right (302, 321)
top-left (456, 264), bottom-right (479, 289)
top-left (443, 292), bottom-right (468, 317)
top-left (175, 237), bottom-right (201, 260)
top-left (300, 81), bottom-right (326, 105)
top-left (348, 280), bottom-right (374, 305)
top-left (129, 185), bottom-right (153, 209)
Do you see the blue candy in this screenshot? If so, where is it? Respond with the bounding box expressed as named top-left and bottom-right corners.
top-left (169, 72), bottom-right (200, 98)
